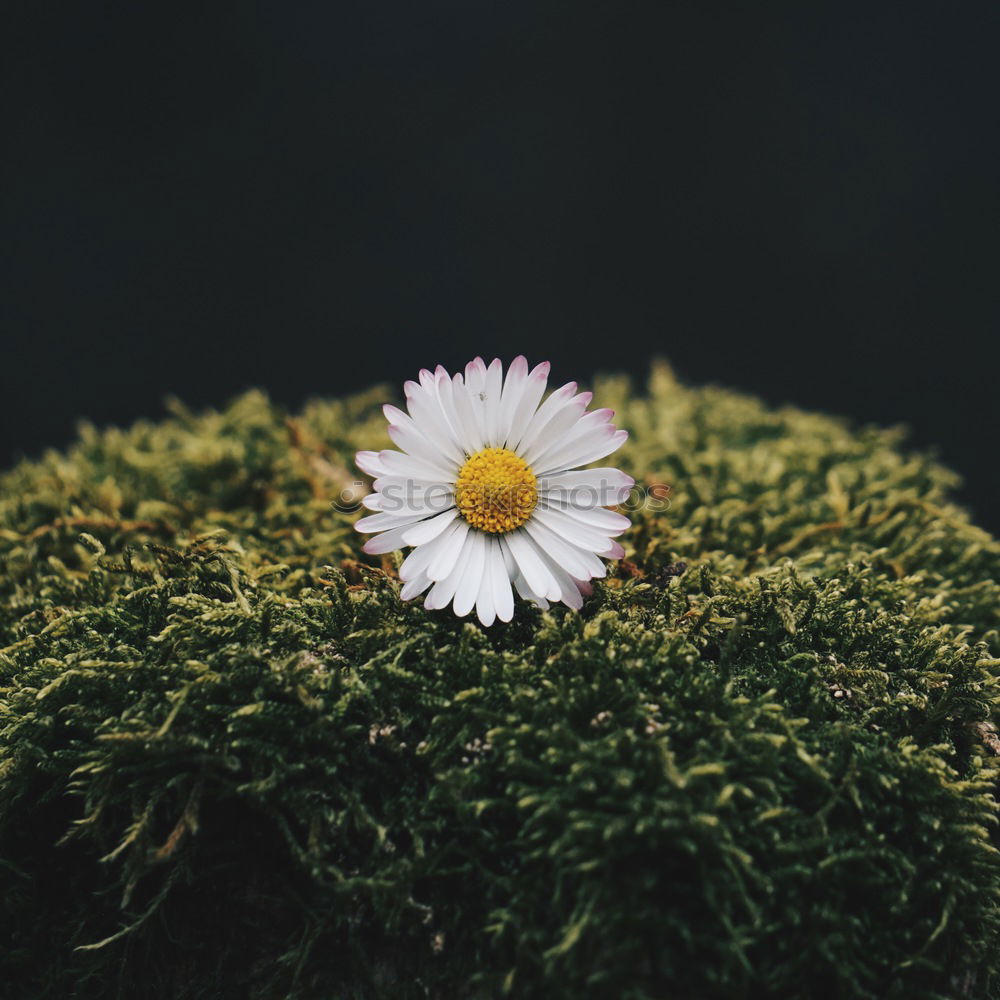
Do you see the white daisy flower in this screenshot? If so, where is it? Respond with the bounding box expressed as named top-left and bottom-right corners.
top-left (354, 357), bottom-right (633, 625)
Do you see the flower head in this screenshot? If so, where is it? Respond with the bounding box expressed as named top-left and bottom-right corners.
top-left (355, 357), bottom-right (633, 625)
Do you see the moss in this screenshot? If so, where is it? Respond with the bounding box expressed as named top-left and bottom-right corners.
top-left (1, 363), bottom-right (998, 999)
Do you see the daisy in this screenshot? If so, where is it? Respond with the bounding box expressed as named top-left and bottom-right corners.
top-left (354, 357), bottom-right (633, 625)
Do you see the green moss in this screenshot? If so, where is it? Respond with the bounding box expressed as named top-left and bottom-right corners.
top-left (1, 364), bottom-right (998, 999)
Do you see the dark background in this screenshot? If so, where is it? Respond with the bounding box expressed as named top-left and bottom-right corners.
top-left (3, 2), bottom-right (998, 528)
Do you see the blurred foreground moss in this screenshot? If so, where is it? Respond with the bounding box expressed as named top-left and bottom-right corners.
top-left (1, 365), bottom-right (998, 999)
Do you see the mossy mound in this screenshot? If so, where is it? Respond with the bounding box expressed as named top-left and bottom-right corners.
top-left (1, 364), bottom-right (999, 999)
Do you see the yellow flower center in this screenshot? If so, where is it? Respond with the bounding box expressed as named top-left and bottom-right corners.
top-left (455, 447), bottom-right (538, 534)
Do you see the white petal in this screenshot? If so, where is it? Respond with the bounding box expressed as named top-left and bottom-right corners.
top-left (533, 505), bottom-right (616, 555)
top-left (405, 378), bottom-right (465, 460)
top-left (499, 539), bottom-right (544, 610)
top-left (362, 524), bottom-right (415, 555)
top-left (528, 407), bottom-right (613, 472)
top-left (515, 574), bottom-right (549, 610)
top-left (475, 583), bottom-right (495, 626)
top-left (450, 374), bottom-right (486, 454)
top-left (384, 403), bottom-right (465, 468)
top-left (401, 508), bottom-right (458, 545)
top-left (520, 392), bottom-right (591, 466)
top-left (377, 449), bottom-right (455, 482)
top-left (496, 355), bottom-right (529, 446)
top-left (432, 369), bottom-right (480, 456)
top-left (483, 358), bottom-right (504, 446)
top-left (361, 493), bottom-right (383, 511)
top-left (500, 535), bottom-right (518, 579)
top-left (475, 544), bottom-right (497, 627)
top-left (370, 484), bottom-right (454, 517)
top-left (505, 361), bottom-right (551, 450)
top-left (372, 470), bottom-right (444, 494)
top-left (513, 381), bottom-right (578, 455)
top-left (602, 540), bottom-right (626, 560)
top-left (424, 537), bottom-right (471, 609)
top-left (488, 538), bottom-right (514, 622)
top-left (524, 517), bottom-right (605, 581)
top-left (536, 428), bottom-right (629, 476)
top-left (539, 501), bottom-right (631, 535)
top-left (541, 485), bottom-right (630, 507)
top-left (475, 536), bottom-right (513, 625)
top-left (452, 530), bottom-right (488, 617)
top-left (355, 450), bottom-right (388, 477)
top-left (371, 477), bottom-right (454, 505)
top-left (464, 357), bottom-right (490, 445)
top-left (399, 532), bottom-right (451, 582)
top-left (426, 519), bottom-right (471, 581)
top-left (387, 421), bottom-right (461, 477)
top-left (535, 547), bottom-right (586, 610)
top-left (504, 529), bottom-right (561, 601)
top-left (400, 571), bottom-right (433, 601)
top-left (354, 510), bottom-right (438, 534)
top-left (538, 468), bottom-right (635, 507)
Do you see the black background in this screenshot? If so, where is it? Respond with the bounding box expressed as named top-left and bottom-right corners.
top-left (3, 3), bottom-right (998, 529)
